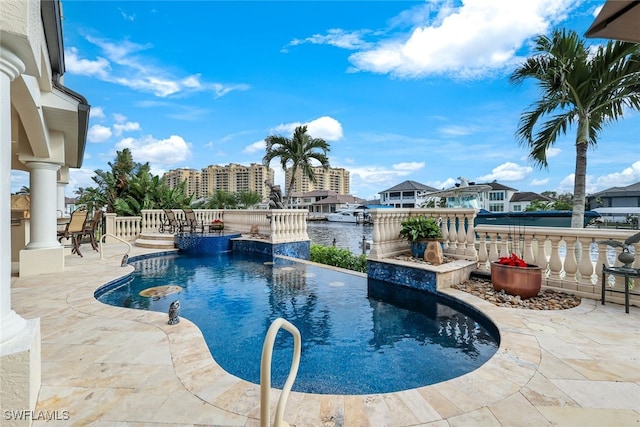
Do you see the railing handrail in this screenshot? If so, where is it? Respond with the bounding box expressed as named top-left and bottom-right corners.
top-left (260, 318), bottom-right (301, 427)
top-left (99, 233), bottom-right (132, 262)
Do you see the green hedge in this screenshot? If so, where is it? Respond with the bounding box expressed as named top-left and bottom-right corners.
top-left (310, 244), bottom-right (367, 273)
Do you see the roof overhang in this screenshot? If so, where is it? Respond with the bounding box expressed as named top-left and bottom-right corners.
top-left (585, 0), bottom-right (640, 43)
top-left (41, 0), bottom-right (90, 168)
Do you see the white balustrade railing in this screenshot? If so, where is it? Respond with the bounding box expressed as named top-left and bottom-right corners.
top-left (475, 225), bottom-right (640, 293)
top-left (105, 209), bottom-right (309, 244)
top-left (368, 208), bottom-right (478, 260)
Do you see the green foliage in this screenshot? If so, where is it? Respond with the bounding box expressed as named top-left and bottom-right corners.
top-left (524, 200), bottom-right (554, 211)
top-left (236, 190), bottom-right (262, 209)
top-left (525, 193), bottom-right (574, 211)
top-left (193, 189), bottom-right (238, 209)
top-left (399, 216), bottom-right (442, 242)
top-left (310, 244), bottom-right (367, 273)
top-left (77, 148), bottom-right (193, 215)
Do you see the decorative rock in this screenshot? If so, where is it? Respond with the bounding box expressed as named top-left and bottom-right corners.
top-left (424, 241), bottom-right (443, 265)
top-left (452, 278), bottom-right (581, 310)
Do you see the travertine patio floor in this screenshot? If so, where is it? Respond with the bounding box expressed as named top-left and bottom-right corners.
top-left (10, 244), bottom-right (640, 426)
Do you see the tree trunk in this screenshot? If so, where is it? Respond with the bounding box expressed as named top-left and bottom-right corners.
top-left (285, 165), bottom-right (298, 207)
top-left (571, 141), bottom-right (588, 228)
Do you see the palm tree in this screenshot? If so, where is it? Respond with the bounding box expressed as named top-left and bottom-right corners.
top-left (16, 186), bottom-right (30, 195)
top-left (236, 190), bottom-right (262, 209)
top-left (262, 125), bottom-right (330, 206)
top-left (510, 28), bottom-right (640, 228)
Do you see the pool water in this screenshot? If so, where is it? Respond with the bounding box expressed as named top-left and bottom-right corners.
top-left (96, 252), bottom-right (499, 394)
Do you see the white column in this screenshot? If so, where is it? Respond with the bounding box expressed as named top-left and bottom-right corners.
top-left (57, 183), bottom-right (66, 217)
top-left (25, 162), bottom-right (61, 249)
top-left (0, 47), bottom-right (27, 343)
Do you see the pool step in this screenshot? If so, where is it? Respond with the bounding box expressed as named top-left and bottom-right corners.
top-left (134, 232), bottom-right (176, 249)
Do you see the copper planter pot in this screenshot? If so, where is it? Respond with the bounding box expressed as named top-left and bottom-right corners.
top-left (490, 262), bottom-right (542, 299)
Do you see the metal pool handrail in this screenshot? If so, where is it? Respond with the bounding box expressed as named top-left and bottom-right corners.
top-left (99, 233), bottom-right (132, 261)
top-left (260, 318), bottom-right (301, 427)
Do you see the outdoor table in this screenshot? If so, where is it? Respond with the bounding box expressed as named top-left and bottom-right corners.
top-left (601, 264), bottom-right (640, 313)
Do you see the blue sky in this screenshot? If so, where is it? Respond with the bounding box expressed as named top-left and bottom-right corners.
top-left (13, 0), bottom-right (640, 200)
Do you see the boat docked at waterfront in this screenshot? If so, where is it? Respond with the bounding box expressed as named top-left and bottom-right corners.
top-left (326, 207), bottom-right (370, 223)
top-left (475, 209), bottom-right (602, 228)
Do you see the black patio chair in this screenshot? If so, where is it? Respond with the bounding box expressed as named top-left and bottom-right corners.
top-left (159, 209), bottom-right (183, 233)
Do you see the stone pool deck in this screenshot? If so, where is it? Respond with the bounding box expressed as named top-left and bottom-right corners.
top-left (9, 244), bottom-right (640, 426)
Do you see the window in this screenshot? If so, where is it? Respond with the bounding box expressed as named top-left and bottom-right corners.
top-left (489, 192), bottom-right (504, 201)
top-left (513, 205), bottom-right (521, 212)
top-left (489, 204), bottom-right (504, 212)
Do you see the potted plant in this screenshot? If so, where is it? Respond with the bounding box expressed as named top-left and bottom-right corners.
top-left (399, 216), bottom-right (443, 259)
top-left (209, 218), bottom-right (224, 232)
top-left (490, 253), bottom-right (542, 299)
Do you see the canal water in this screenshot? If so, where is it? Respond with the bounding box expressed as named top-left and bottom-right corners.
top-left (307, 221), bottom-right (372, 255)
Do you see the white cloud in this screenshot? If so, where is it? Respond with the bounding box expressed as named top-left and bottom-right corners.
top-left (476, 162), bottom-right (533, 182)
top-left (65, 47), bottom-right (110, 78)
top-left (87, 124), bottom-right (112, 143)
top-left (591, 161), bottom-right (640, 192)
top-left (66, 36), bottom-right (249, 98)
top-left (90, 107), bottom-right (105, 120)
top-left (113, 113), bottom-right (127, 123)
top-left (556, 161), bottom-right (640, 195)
top-left (271, 116), bottom-right (344, 141)
top-left (321, 0), bottom-right (582, 79)
top-left (288, 29), bottom-right (373, 50)
top-left (557, 174), bottom-right (576, 193)
top-left (531, 178), bottom-right (549, 186)
top-left (113, 121), bottom-right (141, 136)
top-left (67, 168), bottom-right (97, 197)
top-left (243, 140), bottom-right (266, 154)
top-left (115, 134), bottom-right (191, 166)
top-left (438, 124), bottom-right (476, 137)
top-left (546, 147), bottom-right (561, 158)
top-left (427, 177), bottom-right (458, 190)
top-left (392, 162), bottom-right (425, 173)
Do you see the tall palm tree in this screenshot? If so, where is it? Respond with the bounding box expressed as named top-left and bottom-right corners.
top-left (510, 28), bottom-right (640, 228)
top-left (262, 125), bottom-right (330, 206)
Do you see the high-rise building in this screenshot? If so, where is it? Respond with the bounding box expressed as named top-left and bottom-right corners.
top-left (285, 167), bottom-right (350, 195)
top-left (162, 168), bottom-right (202, 199)
top-left (200, 163), bottom-right (274, 201)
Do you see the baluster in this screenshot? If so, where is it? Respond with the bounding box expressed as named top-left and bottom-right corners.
top-left (564, 237), bottom-right (578, 282)
top-left (547, 235), bottom-right (563, 281)
top-left (499, 232), bottom-right (510, 258)
top-left (535, 236), bottom-right (548, 272)
top-left (465, 214), bottom-right (477, 259)
top-left (578, 237), bottom-right (595, 285)
top-left (477, 232), bottom-right (488, 272)
top-left (487, 232), bottom-right (499, 263)
top-left (456, 214), bottom-right (466, 256)
top-left (441, 215), bottom-right (450, 250)
top-left (523, 235), bottom-right (535, 265)
top-left (595, 242), bottom-right (609, 289)
top-left (448, 215), bottom-right (458, 252)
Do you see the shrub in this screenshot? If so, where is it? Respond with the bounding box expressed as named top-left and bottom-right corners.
top-left (310, 244), bottom-right (367, 273)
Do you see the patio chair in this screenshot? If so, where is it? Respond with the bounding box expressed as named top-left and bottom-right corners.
top-left (159, 209), bottom-right (183, 233)
top-left (57, 209), bottom-right (89, 257)
top-left (81, 210), bottom-right (103, 251)
top-left (183, 208), bottom-right (204, 233)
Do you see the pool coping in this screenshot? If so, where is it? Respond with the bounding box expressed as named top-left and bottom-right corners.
top-left (14, 245), bottom-right (638, 426)
top-left (67, 250), bottom-right (551, 424)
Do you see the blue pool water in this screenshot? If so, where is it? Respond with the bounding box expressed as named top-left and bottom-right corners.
top-left (95, 252), bottom-right (499, 394)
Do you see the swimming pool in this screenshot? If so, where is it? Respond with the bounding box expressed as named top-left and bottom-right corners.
top-left (95, 252), bottom-right (499, 394)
